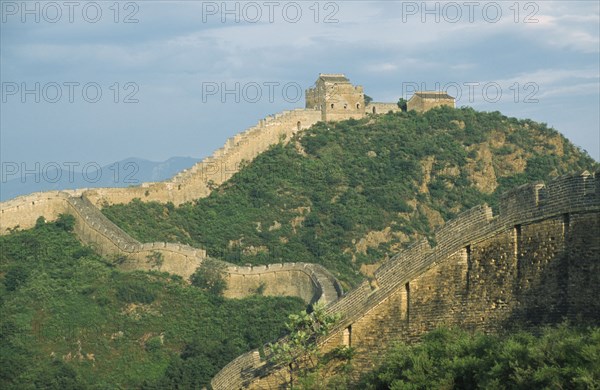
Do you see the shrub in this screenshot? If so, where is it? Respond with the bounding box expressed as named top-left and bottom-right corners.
top-left (4, 266), bottom-right (29, 291)
top-left (116, 280), bottom-right (156, 304)
top-left (190, 260), bottom-right (227, 296)
top-left (55, 214), bottom-right (76, 232)
top-left (145, 336), bottom-right (162, 353)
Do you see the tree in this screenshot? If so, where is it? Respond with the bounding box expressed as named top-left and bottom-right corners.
top-left (398, 98), bottom-right (408, 111)
top-left (364, 95), bottom-right (373, 105)
top-left (4, 266), bottom-right (29, 291)
top-left (190, 259), bottom-right (227, 296)
top-left (268, 303), bottom-right (343, 389)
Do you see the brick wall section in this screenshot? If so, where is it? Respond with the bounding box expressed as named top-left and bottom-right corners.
top-left (0, 108), bottom-right (343, 305)
top-left (407, 94), bottom-right (455, 112)
top-left (365, 102), bottom-right (402, 115)
top-left (212, 171), bottom-right (600, 389)
top-left (225, 263), bottom-right (342, 304)
top-left (0, 192), bottom-right (342, 304)
top-left (0, 190), bottom-right (82, 232)
top-left (566, 213), bottom-right (600, 319)
top-left (82, 109), bottom-right (322, 207)
top-left (64, 195), bottom-right (205, 278)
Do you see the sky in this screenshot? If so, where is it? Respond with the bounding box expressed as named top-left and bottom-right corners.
top-left (1, 0), bottom-right (599, 182)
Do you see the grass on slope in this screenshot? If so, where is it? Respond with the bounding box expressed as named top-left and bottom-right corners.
top-left (0, 215), bottom-right (305, 389)
top-left (102, 107), bottom-right (598, 289)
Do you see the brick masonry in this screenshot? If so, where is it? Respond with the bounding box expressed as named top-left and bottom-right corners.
top-left (0, 192), bottom-right (342, 305)
top-left (211, 171), bottom-right (600, 389)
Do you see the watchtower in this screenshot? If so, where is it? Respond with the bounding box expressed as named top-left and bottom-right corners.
top-left (407, 91), bottom-right (455, 113)
top-left (305, 74), bottom-right (365, 122)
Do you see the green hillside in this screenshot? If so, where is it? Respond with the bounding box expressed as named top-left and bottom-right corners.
top-left (103, 107), bottom-right (598, 288)
top-left (2, 107), bottom-right (598, 389)
top-left (0, 216), bottom-right (305, 389)
top-left (359, 325), bottom-right (600, 389)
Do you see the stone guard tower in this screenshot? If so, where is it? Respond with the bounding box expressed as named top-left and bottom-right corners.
top-left (407, 91), bottom-right (455, 112)
top-left (305, 74), bottom-right (365, 122)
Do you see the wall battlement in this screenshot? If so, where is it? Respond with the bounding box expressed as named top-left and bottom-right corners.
top-left (211, 171), bottom-right (600, 389)
top-left (225, 262), bottom-right (343, 304)
top-left (3, 75), bottom-right (402, 310)
top-left (0, 192), bottom-right (342, 305)
top-left (1, 74), bottom-right (595, 389)
top-left (1, 74), bottom-right (435, 211)
top-left (79, 108), bottom-right (321, 207)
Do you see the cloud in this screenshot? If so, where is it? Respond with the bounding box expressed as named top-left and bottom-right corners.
top-left (1, 0), bottom-right (598, 164)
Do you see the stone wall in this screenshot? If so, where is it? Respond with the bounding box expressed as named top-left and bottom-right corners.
top-left (225, 263), bottom-right (342, 304)
top-left (0, 103), bottom-right (354, 307)
top-left (407, 93), bottom-right (455, 112)
top-left (366, 102), bottom-right (402, 115)
top-left (212, 170), bottom-right (600, 389)
top-left (0, 190), bottom-right (82, 232)
top-left (65, 195), bottom-right (205, 278)
top-left (83, 109), bottom-right (322, 207)
top-left (0, 192), bottom-right (341, 305)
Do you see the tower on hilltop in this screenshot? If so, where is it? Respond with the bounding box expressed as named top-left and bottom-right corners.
top-left (407, 91), bottom-right (455, 112)
top-left (305, 74), bottom-right (366, 122)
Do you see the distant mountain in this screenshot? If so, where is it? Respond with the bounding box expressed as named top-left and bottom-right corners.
top-left (0, 157), bottom-right (200, 201)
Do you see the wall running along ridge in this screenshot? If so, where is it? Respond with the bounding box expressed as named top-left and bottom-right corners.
top-left (0, 107), bottom-right (343, 304)
top-left (0, 193), bottom-right (342, 305)
top-left (211, 171), bottom-right (600, 389)
top-left (1, 80), bottom-right (595, 388)
top-left (83, 109), bottom-right (322, 207)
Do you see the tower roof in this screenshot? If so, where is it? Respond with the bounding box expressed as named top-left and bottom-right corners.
top-left (412, 91), bottom-right (455, 100)
top-left (318, 73), bottom-right (350, 83)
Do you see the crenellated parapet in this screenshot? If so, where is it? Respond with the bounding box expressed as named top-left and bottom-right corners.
top-left (225, 262), bottom-right (343, 305)
top-left (0, 190), bottom-right (83, 232)
top-left (497, 170), bottom-right (598, 223)
top-left (82, 108), bottom-right (322, 207)
top-left (365, 102), bottom-right (402, 115)
top-left (0, 192), bottom-right (342, 305)
top-left (2, 74), bottom-right (455, 212)
top-left (0, 99), bottom-right (352, 308)
top-left (211, 170), bottom-right (600, 389)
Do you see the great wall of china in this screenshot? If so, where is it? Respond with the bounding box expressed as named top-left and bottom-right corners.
top-left (1, 74), bottom-right (598, 388)
top-left (0, 75), bottom-right (404, 304)
top-left (0, 189), bottom-right (342, 305)
top-left (211, 170), bottom-right (600, 388)
top-left (0, 105), bottom-right (345, 305)
top-left (83, 108), bottom-right (323, 207)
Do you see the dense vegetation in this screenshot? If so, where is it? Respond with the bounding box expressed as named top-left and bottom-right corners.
top-left (103, 107), bottom-right (598, 288)
top-left (359, 325), bottom-right (600, 389)
top-left (0, 216), bottom-right (305, 389)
